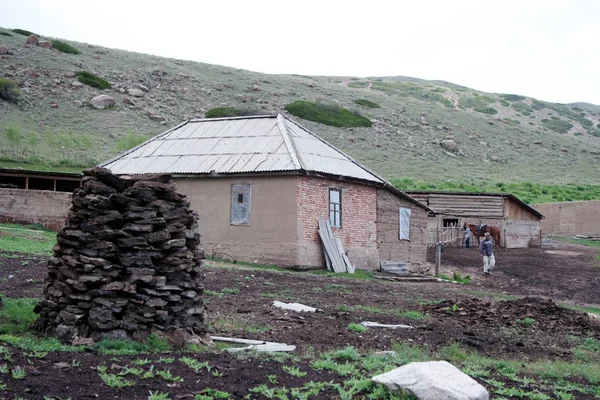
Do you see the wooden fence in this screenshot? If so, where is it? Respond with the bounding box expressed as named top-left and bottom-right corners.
top-left (427, 226), bottom-right (463, 248)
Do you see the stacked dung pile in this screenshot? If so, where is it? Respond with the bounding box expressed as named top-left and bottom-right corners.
top-left (33, 167), bottom-right (206, 344)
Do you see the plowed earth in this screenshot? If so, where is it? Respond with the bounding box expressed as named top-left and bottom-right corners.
top-left (0, 241), bottom-right (599, 399)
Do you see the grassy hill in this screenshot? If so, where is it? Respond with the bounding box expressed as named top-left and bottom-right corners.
top-left (1, 27), bottom-right (600, 190)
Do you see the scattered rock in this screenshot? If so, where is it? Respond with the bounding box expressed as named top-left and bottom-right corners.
top-left (0, 47), bottom-right (10, 55)
top-left (90, 95), bottom-right (116, 109)
top-left (38, 40), bottom-right (52, 49)
top-left (372, 361), bottom-right (489, 400)
top-left (128, 88), bottom-right (145, 97)
top-left (440, 139), bottom-right (458, 152)
top-left (122, 97), bottom-right (135, 106)
top-left (71, 81), bottom-right (83, 89)
top-left (53, 79), bottom-right (61, 84)
top-left (50, 101), bottom-right (58, 108)
top-left (136, 84), bottom-right (149, 92)
top-left (26, 34), bottom-right (39, 46)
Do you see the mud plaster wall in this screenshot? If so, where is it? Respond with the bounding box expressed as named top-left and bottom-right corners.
top-left (296, 176), bottom-right (378, 269)
top-left (0, 188), bottom-right (71, 230)
top-left (173, 176), bottom-right (299, 266)
top-left (376, 189), bottom-right (428, 266)
top-left (533, 200), bottom-right (600, 235)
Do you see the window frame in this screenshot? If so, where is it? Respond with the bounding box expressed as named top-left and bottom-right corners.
top-left (329, 188), bottom-right (342, 228)
top-left (230, 184), bottom-right (251, 226)
top-left (399, 207), bottom-right (411, 241)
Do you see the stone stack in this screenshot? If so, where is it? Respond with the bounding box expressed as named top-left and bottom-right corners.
top-left (33, 167), bottom-right (206, 344)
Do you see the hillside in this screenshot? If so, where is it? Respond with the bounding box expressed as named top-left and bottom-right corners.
top-left (1, 28), bottom-right (600, 185)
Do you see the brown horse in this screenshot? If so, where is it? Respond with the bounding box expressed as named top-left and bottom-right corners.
top-left (467, 223), bottom-right (501, 248)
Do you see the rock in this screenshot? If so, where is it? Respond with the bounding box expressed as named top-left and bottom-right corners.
top-left (90, 95), bottom-right (116, 109)
top-left (149, 114), bottom-right (166, 122)
top-left (128, 88), bottom-right (145, 97)
top-left (0, 47), bottom-right (9, 55)
top-left (71, 81), bottom-right (83, 89)
top-left (372, 361), bottom-right (489, 400)
top-left (136, 84), bottom-right (149, 92)
top-left (53, 79), bottom-right (61, 84)
top-left (26, 34), bottom-right (39, 46)
top-left (38, 40), bottom-right (52, 49)
top-left (122, 97), bottom-right (136, 106)
top-left (440, 139), bottom-right (458, 152)
top-left (50, 101), bottom-right (58, 108)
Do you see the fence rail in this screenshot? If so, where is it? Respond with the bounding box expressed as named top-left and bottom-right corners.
top-left (427, 227), bottom-right (463, 248)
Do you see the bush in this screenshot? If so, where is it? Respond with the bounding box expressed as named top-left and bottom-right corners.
top-left (501, 94), bottom-right (525, 102)
top-left (353, 99), bottom-right (381, 108)
top-left (11, 28), bottom-right (35, 36)
top-left (542, 118), bottom-right (573, 134)
top-left (52, 40), bottom-right (81, 54)
top-left (0, 31), bottom-right (12, 37)
top-left (474, 106), bottom-right (498, 115)
top-left (284, 101), bottom-right (372, 127)
top-left (76, 71), bottom-right (111, 89)
top-left (0, 77), bottom-right (21, 103)
top-left (204, 107), bottom-right (261, 118)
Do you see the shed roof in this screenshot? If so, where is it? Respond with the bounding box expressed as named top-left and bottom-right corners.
top-left (101, 114), bottom-right (382, 183)
top-left (403, 190), bottom-right (544, 219)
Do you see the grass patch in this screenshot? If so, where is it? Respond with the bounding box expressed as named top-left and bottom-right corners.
top-left (76, 71), bottom-right (111, 90)
top-left (501, 94), bottom-right (526, 102)
top-left (115, 133), bottom-right (149, 152)
top-left (11, 29), bottom-right (35, 36)
top-left (353, 99), bottom-right (381, 108)
top-left (0, 77), bottom-right (21, 104)
top-left (52, 40), bottom-right (81, 54)
top-left (542, 118), bottom-right (573, 134)
top-left (347, 81), bottom-right (370, 88)
top-left (204, 107), bottom-right (259, 118)
top-left (284, 100), bottom-right (372, 128)
top-left (347, 323), bottom-right (367, 333)
top-left (0, 31), bottom-right (13, 37)
top-left (0, 224), bottom-right (56, 255)
top-left (94, 333), bottom-right (171, 356)
top-left (474, 106), bottom-right (498, 115)
top-left (0, 297), bottom-right (38, 335)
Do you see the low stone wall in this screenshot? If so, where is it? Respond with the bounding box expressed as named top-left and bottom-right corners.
top-left (0, 188), bottom-right (71, 230)
top-left (533, 200), bottom-right (600, 236)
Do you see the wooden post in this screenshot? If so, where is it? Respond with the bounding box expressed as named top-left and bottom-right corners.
top-left (435, 242), bottom-right (441, 277)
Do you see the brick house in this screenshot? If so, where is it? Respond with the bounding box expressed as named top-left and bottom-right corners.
top-left (101, 114), bottom-right (431, 269)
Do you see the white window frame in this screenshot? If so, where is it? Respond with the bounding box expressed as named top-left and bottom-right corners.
top-left (399, 207), bottom-right (411, 240)
top-left (329, 188), bottom-right (342, 228)
top-left (231, 184), bottom-right (251, 225)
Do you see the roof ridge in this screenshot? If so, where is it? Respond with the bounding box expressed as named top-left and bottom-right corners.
top-left (276, 114), bottom-right (302, 170)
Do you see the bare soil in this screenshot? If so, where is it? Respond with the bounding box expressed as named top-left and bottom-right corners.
top-left (0, 242), bottom-right (599, 399)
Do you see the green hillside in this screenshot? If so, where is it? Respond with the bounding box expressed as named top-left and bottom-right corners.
top-left (1, 27), bottom-right (600, 191)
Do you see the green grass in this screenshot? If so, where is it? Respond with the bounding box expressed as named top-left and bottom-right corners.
top-left (542, 118), bottom-right (573, 134)
top-left (390, 179), bottom-right (600, 204)
top-left (347, 323), bottom-right (367, 333)
top-left (0, 297), bottom-right (38, 335)
top-left (284, 101), bottom-right (372, 127)
top-left (115, 132), bottom-right (149, 152)
top-left (76, 71), bottom-right (111, 90)
top-left (11, 29), bottom-right (35, 36)
top-left (353, 99), bottom-right (381, 108)
top-left (205, 107), bottom-right (242, 118)
top-left (94, 334), bottom-right (171, 356)
top-left (0, 224), bottom-right (56, 255)
top-left (0, 77), bottom-right (21, 104)
top-left (52, 40), bottom-right (81, 54)
top-left (0, 31), bottom-right (13, 37)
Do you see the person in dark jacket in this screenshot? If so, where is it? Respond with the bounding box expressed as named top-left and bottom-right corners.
top-left (463, 223), bottom-right (471, 248)
top-left (479, 232), bottom-right (495, 275)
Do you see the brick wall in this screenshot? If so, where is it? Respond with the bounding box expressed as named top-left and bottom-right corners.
top-left (296, 176), bottom-right (378, 268)
top-left (0, 188), bottom-right (71, 230)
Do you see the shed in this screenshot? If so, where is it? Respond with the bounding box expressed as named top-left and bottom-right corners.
top-left (404, 191), bottom-right (544, 248)
top-left (101, 114), bottom-right (432, 269)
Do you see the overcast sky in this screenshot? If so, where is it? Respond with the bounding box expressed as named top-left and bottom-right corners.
top-left (2, 0), bottom-right (599, 105)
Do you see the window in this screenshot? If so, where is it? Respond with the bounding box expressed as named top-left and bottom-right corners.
top-left (329, 189), bottom-right (342, 228)
top-left (231, 184), bottom-right (251, 225)
top-left (443, 218), bottom-right (458, 227)
top-left (399, 207), bottom-right (411, 240)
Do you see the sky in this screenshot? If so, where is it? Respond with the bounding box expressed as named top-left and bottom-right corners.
top-left (1, 0), bottom-right (599, 105)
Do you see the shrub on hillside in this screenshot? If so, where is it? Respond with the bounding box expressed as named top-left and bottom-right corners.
top-left (474, 106), bottom-right (498, 115)
top-left (0, 31), bottom-right (12, 37)
top-left (0, 77), bottom-right (21, 104)
top-left (52, 40), bottom-right (81, 54)
top-left (284, 101), bottom-right (372, 128)
top-left (11, 29), bottom-right (35, 36)
top-left (501, 94), bottom-right (525, 102)
top-left (541, 118), bottom-right (573, 134)
top-left (76, 71), bottom-right (111, 90)
top-left (353, 99), bottom-right (381, 108)
top-left (204, 107), bottom-right (261, 118)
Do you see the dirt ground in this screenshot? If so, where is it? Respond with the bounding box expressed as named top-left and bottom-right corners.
top-left (0, 241), bottom-right (599, 399)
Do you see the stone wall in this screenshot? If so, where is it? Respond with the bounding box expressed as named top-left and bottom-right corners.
top-left (533, 200), bottom-right (600, 236)
top-left (0, 188), bottom-right (71, 230)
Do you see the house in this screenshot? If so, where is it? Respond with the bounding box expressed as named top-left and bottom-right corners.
top-left (101, 114), bottom-right (432, 269)
top-left (404, 190), bottom-right (544, 248)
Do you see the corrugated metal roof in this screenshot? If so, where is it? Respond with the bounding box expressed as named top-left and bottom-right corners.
top-left (101, 114), bottom-right (383, 183)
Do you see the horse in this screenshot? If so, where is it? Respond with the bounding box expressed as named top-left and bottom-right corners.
top-left (467, 223), bottom-right (501, 248)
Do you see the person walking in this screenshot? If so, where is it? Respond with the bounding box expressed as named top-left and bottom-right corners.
top-left (463, 223), bottom-right (471, 248)
top-left (479, 232), bottom-right (495, 275)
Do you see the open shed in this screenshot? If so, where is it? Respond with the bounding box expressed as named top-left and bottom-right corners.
top-left (404, 191), bottom-right (544, 248)
top-left (100, 114), bottom-right (432, 269)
